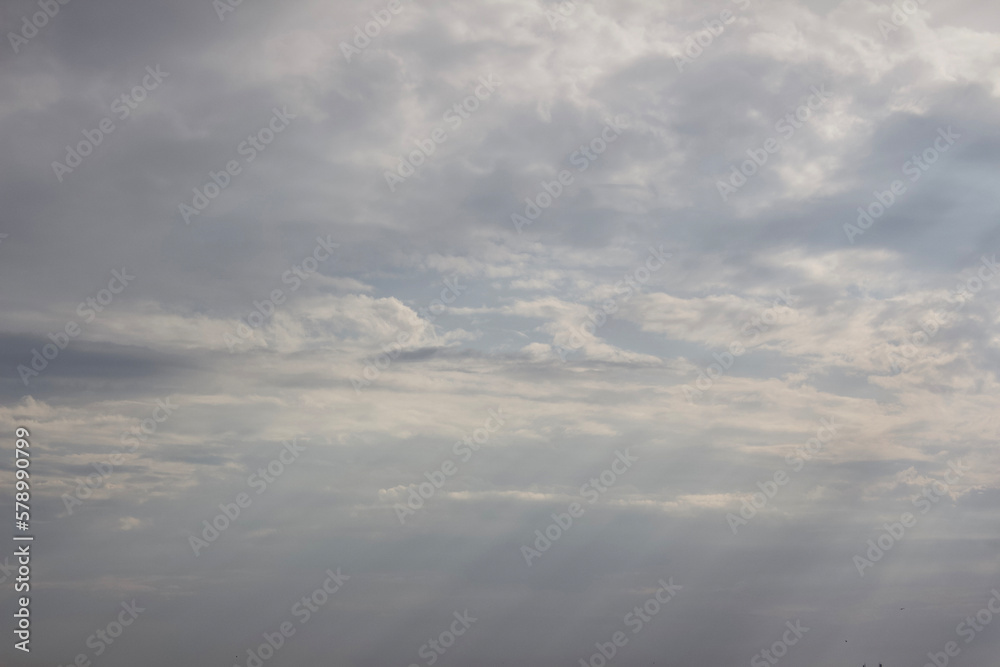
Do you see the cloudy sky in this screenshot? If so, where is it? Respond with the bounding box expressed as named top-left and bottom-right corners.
top-left (2, 0), bottom-right (1000, 665)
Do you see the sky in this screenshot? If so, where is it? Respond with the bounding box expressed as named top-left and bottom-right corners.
top-left (1, 0), bottom-right (999, 665)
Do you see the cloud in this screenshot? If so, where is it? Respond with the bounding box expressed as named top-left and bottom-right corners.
top-left (2, 0), bottom-right (999, 665)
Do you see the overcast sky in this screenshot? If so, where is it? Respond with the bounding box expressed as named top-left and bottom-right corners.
top-left (2, 0), bottom-right (1000, 665)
